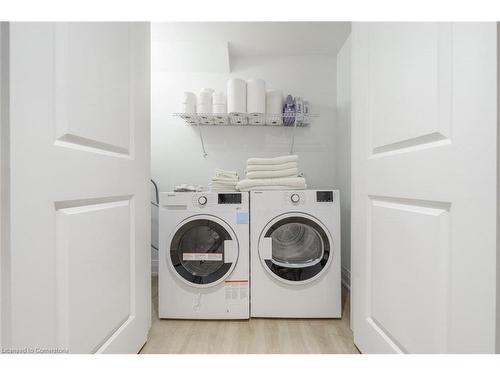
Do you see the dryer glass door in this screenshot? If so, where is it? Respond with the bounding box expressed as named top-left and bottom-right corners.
top-left (260, 215), bottom-right (331, 283)
top-left (170, 218), bottom-right (237, 286)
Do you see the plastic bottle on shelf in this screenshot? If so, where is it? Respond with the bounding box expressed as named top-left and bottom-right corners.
top-left (283, 95), bottom-right (296, 126)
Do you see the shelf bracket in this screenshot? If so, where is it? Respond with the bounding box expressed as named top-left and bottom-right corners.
top-left (172, 112), bottom-right (317, 156)
top-left (289, 119), bottom-right (298, 154)
top-left (197, 124), bottom-right (208, 158)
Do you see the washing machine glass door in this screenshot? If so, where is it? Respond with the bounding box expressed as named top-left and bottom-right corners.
top-left (259, 213), bottom-right (332, 284)
top-left (170, 216), bottom-right (238, 287)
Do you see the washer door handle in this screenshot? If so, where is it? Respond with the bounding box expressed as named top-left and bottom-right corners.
top-left (224, 240), bottom-right (237, 264)
top-left (260, 237), bottom-right (273, 260)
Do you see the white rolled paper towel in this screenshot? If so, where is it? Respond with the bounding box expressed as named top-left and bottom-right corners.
top-left (227, 78), bottom-right (247, 114)
top-left (266, 90), bottom-right (284, 124)
top-left (247, 79), bottom-right (266, 114)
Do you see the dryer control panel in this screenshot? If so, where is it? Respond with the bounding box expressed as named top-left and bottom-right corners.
top-left (284, 191), bottom-right (306, 206)
top-left (281, 190), bottom-right (335, 206)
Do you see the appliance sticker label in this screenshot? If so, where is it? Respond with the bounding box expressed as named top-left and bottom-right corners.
top-left (236, 211), bottom-right (249, 224)
top-left (182, 253), bottom-right (223, 261)
top-left (224, 280), bottom-right (249, 300)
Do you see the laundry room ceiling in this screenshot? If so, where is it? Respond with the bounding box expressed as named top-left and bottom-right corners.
top-left (151, 22), bottom-right (351, 72)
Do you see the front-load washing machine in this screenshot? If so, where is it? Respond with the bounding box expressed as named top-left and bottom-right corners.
top-left (250, 190), bottom-right (341, 318)
top-left (159, 191), bottom-right (249, 319)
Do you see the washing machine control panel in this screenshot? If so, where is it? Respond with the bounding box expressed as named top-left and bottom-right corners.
top-left (316, 191), bottom-right (334, 202)
top-left (191, 192), bottom-right (246, 209)
top-left (218, 193), bottom-right (242, 204)
top-left (285, 192), bottom-right (306, 205)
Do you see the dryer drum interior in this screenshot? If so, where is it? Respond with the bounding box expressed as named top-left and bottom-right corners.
top-left (263, 216), bottom-right (330, 282)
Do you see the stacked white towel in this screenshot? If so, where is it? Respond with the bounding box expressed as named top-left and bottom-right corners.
top-left (209, 169), bottom-right (239, 192)
top-left (236, 155), bottom-right (307, 191)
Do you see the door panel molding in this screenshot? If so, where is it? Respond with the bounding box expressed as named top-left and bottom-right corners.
top-left (54, 23), bottom-right (133, 158)
top-left (370, 132), bottom-right (450, 158)
top-left (55, 195), bottom-right (136, 353)
top-left (54, 134), bottom-right (131, 159)
top-left (365, 195), bottom-right (450, 353)
top-left (367, 23), bottom-right (453, 157)
top-left (366, 317), bottom-right (406, 353)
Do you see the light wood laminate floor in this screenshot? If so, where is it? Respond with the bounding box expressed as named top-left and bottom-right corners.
top-left (140, 276), bottom-right (359, 354)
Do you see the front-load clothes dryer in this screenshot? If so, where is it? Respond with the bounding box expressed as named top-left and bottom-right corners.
top-left (159, 192), bottom-right (249, 319)
top-left (250, 190), bottom-right (341, 318)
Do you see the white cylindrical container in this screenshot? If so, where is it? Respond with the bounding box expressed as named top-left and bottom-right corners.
top-left (213, 104), bottom-right (226, 114)
top-left (212, 92), bottom-right (226, 105)
top-left (182, 102), bottom-right (196, 116)
top-left (247, 79), bottom-right (266, 113)
top-left (182, 91), bottom-right (197, 104)
top-left (212, 92), bottom-right (227, 124)
top-left (227, 78), bottom-right (247, 115)
top-left (265, 90), bottom-right (284, 125)
top-left (247, 79), bottom-right (266, 124)
top-left (212, 92), bottom-right (226, 114)
top-left (200, 88), bottom-right (215, 95)
top-left (197, 90), bottom-right (213, 116)
top-left (181, 91), bottom-right (196, 112)
top-left (180, 91), bottom-right (196, 124)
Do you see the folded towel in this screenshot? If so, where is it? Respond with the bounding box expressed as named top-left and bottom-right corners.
top-left (212, 176), bottom-right (239, 182)
top-left (246, 167), bottom-right (298, 180)
top-left (247, 155), bottom-right (299, 166)
top-left (238, 184), bottom-right (308, 192)
top-left (246, 162), bottom-right (298, 172)
top-left (215, 168), bottom-right (238, 179)
top-left (210, 178), bottom-right (237, 184)
top-left (213, 185), bottom-right (237, 191)
top-left (236, 177), bottom-right (306, 191)
top-left (210, 180), bottom-right (238, 187)
top-left (209, 181), bottom-right (238, 192)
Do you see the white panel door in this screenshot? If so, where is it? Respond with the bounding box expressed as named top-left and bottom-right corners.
top-left (3, 22), bottom-right (150, 353)
top-left (351, 23), bottom-right (497, 353)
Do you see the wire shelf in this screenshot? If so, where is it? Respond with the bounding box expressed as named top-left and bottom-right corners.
top-left (173, 113), bottom-right (317, 127)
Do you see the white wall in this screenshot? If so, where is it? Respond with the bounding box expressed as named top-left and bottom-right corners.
top-left (151, 55), bottom-right (337, 191)
top-left (336, 36), bottom-right (351, 289)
